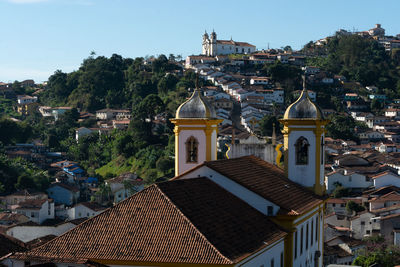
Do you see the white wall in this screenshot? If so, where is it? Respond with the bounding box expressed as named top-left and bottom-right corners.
top-left (66, 204), bottom-right (103, 220)
top-left (180, 166), bottom-right (280, 216)
top-left (326, 172), bottom-right (372, 193)
top-left (374, 174), bottom-right (400, 188)
top-left (236, 238), bottom-right (285, 267)
top-left (293, 208), bottom-right (324, 267)
top-left (288, 130), bottom-right (317, 188)
top-left (6, 222), bottom-right (77, 242)
top-left (178, 127), bottom-right (206, 175)
top-left (350, 212), bottom-right (380, 239)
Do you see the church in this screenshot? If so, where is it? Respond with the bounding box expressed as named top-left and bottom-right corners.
top-left (202, 30), bottom-right (256, 56)
top-left (6, 84), bottom-right (328, 267)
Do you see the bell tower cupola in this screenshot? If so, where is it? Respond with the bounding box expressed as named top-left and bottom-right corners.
top-left (171, 88), bottom-right (222, 176)
top-left (279, 77), bottom-right (329, 196)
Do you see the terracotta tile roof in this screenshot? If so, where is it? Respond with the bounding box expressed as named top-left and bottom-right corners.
top-left (324, 244), bottom-right (352, 258)
top-left (327, 235), bottom-right (364, 247)
top-left (49, 183), bottom-right (80, 193)
top-left (175, 156), bottom-right (324, 215)
top-left (380, 213), bottom-right (400, 220)
top-left (16, 199), bottom-right (47, 210)
top-left (25, 235), bottom-right (57, 249)
top-left (107, 172), bottom-right (143, 184)
top-left (0, 233), bottom-right (25, 258)
top-left (14, 178), bottom-right (286, 265)
top-left (217, 40), bottom-right (256, 47)
top-left (79, 202), bottom-right (106, 212)
top-left (371, 171), bottom-right (399, 179)
top-left (369, 191), bottom-right (400, 203)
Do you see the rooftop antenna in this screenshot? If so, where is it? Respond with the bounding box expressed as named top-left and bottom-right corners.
top-left (268, 42), bottom-right (270, 50)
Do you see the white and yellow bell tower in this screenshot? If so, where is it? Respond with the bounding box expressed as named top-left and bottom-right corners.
top-left (171, 89), bottom-right (222, 176)
top-left (279, 79), bottom-right (329, 196)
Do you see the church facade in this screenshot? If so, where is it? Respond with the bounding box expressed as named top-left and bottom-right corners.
top-left (6, 84), bottom-right (328, 267)
top-left (202, 30), bottom-right (256, 56)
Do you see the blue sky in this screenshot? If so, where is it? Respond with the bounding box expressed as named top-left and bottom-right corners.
top-left (1, 0), bottom-right (400, 82)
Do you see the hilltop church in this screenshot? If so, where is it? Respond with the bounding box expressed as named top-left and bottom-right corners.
top-left (202, 30), bottom-right (256, 56)
top-left (6, 83), bottom-right (328, 267)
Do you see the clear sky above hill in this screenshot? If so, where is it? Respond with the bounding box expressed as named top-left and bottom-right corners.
top-left (1, 0), bottom-right (400, 82)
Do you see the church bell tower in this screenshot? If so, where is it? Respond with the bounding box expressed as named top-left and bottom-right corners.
top-left (171, 89), bottom-right (222, 176)
top-left (279, 78), bottom-right (329, 196)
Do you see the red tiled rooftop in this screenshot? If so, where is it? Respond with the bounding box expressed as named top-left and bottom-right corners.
top-left (175, 155), bottom-right (324, 216)
top-left (14, 178), bottom-right (286, 265)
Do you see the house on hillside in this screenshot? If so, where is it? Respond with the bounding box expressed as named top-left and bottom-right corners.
top-left (47, 183), bottom-right (80, 206)
top-left (105, 173), bottom-right (144, 204)
top-left (14, 199), bottom-right (54, 224)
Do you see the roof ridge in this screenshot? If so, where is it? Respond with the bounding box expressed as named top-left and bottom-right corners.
top-left (154, 184), bottom-right (233, 264)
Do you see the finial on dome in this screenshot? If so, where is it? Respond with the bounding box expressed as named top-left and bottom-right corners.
top-left (302, 75), bottom-right (306, 92)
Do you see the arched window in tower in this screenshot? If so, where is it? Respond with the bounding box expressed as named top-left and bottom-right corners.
top-left (186, 136), bottom-right (198, 163)
top-left (295, 137), bottom-right (309, 165)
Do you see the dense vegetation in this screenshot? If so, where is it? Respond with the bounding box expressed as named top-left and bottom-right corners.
top-left (0, 54), bottom-right (212, 188)
top-left (2, 34), bottom-right (400, 190)
top-left (353, 236), bottom-right (400, 267)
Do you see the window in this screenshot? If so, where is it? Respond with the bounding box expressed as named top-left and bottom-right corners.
top-left (185, 136), bottom-right (198, 163)
top-left (87, 213), bottom-right (90, 217)
top-left (31, 212), bottom-right (35, 217)
top-left (270, 258), bottom-right (274, 267)
top-left (311, 220), bottom-right (314, 246)
top-left (366, 230), bottom-right (371, 234)
top-left (280, 252), bottom-right (283, 267)
top-left (300, 226), bottom-right (304, 254)
top-left (236, 47), bottom-right (238, 52)
top-left (306, 223), bottom-right (309, 249)
top-left (248, 48), bottom-right (251, 53)
top-left (295, 230), bottom-right (298, 258)
top-left (349, 176), bottom-right (352, 182)
top-left (361, 221), bottom-right (365, 225)
top-left (295, 137), bottom-right (309, 165)
top-left (267, 206), bottom-right (273, 216)
top-left (242, 48), bottom-right (244, 53)
top-left (332, 203), bottom-right (335, 207)
top-left (316, 216), bottom-right (318, 242)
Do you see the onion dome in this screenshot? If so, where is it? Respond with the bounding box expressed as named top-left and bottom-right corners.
top-left (283, 89), bottom-right (323, 119)
top-left (176, 89), bottom-right (216, 119)
top-left (283, 78), bottom-right (324, 120)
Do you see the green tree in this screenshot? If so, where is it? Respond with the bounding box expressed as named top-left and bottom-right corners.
top-left (259, 115), bottom-right (281, 137)
top-left (346, 200), bottom-right (365, 213)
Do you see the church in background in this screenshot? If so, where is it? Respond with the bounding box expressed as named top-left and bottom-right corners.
top-left (202, 30), bottom-right (256, 56)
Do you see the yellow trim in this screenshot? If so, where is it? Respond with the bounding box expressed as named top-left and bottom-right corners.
top-left (92, 259), bottom-right (233, 266)
top-left (281, 118), bottom-right (328, 196)
top-left (170, 118), bottom-right (223, 126)
top-left (205, 127), bottom-right (213, 161)
top-left (171, 118), bottom-right (222, 175)
top-left (271, 203), bottom-right (324, 267)
top-left (275, 144), bottom-right (283, 167)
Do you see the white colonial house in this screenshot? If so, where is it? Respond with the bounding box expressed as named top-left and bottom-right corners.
top-left (350, 211), bottom-right (380, 239)
top-left (14, 199), bottom-right (54, 224)
top-left (325, 171), bottom-right (372, 193)
top-left (372, 171), bottom-right (400, 188)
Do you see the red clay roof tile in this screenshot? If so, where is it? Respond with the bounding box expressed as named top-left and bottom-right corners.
top-left (14, 178), bottom-right (286, 265)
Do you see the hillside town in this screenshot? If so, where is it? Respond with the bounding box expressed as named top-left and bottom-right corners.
top-left (1, 23), bottom-right (400, 266)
